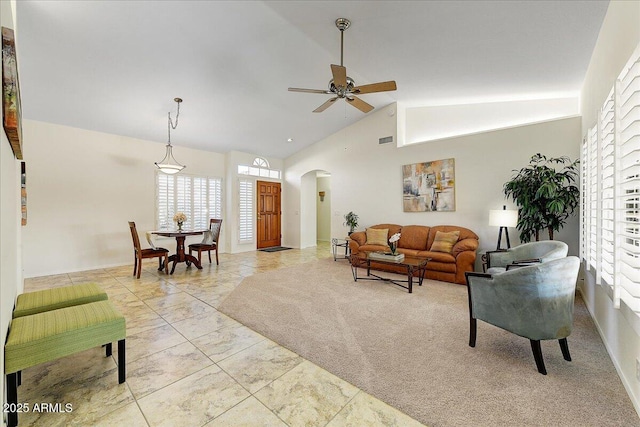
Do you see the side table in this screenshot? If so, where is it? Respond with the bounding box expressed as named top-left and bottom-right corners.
top-left (331, 237), bottom-right (350, 261)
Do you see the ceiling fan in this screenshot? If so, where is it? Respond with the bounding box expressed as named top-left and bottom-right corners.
top-left (288, 18), bottom-right (397, 113)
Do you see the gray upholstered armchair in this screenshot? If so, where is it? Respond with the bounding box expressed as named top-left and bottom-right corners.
top-left (485, 241), bottom-right (568, 274)
top-left (465, 256), bottom-right (580, 374)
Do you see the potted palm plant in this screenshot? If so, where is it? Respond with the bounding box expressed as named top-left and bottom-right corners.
top-left (343, 211), bottom-right (359, 235)
top-left (503, 153), bottom-right (580, 242)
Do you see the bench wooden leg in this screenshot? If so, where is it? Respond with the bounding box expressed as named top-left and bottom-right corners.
top-left (106, 342), bottom-right (112, 357)
top-left (7, 372), bottom-right (18, 427)
top-left (118, 339), bottom-right (126, 384)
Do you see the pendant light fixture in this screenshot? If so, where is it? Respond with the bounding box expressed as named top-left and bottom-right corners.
top-left (155, 97), bottom-right (186, 174)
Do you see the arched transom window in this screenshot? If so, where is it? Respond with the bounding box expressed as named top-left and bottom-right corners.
top-left (238, 157), bottom-right (280, 179)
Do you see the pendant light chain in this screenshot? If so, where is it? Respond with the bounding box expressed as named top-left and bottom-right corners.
top-left (167, 98), bottom-right (181, 145)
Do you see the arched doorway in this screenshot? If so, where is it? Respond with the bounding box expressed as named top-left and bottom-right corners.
top-left (300, 169), bottom-right (331, 248)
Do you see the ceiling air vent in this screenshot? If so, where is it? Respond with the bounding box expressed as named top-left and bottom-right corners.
top-left (378, 136), bottom-right (393, 145)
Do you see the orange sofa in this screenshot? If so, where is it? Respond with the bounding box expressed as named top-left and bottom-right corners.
top-left (348, 224), bottom-right (479, 285)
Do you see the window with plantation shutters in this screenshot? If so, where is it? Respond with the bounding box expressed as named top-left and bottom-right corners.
top-left (617, 46), bottom-right (640, 311)
top-left (580, 42), bottom-right (640, 314)
top-left (238, 178), bottom-right (254, 243)
top-left (156, 173), bottom-right (222, 230)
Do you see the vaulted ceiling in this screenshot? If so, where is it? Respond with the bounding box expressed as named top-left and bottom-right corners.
top-left (15, 1), bottom-right (608, 158)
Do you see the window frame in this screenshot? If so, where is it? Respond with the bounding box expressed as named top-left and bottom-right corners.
top-left (156, 172), bottom-right (223, 231)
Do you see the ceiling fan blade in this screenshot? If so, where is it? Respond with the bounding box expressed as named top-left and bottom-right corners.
top-left (331, 64), bottom-right (347, 88)
top-left (288, 87), bottom-right (333, 94)
top-left (346, 96), bottom-right (374, 113)
top-left (352, 81), bottom-right (397, 94)
top-left (313, 97), bottom-right (339, 113)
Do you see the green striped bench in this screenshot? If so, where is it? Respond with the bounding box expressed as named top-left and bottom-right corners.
top-left (4, 300), bottom-right (126, 427)
top-left (13, 283), bottom-right (108, 318)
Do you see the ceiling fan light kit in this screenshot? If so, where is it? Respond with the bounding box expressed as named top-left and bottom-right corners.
top-left (155, 97), bottom-right (186, 174)
top-left (288, 18), bottom-right (397, 114)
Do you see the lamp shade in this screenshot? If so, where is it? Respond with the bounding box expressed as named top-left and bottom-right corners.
top-left (489, 209), bottom-right (518, 227)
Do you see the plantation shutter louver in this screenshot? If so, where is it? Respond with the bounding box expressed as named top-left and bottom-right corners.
top-left (600, 88), bottom-right (616, 286)
top-left (209, 178), bottom-right (222, 220)
top-left (587, 125), bottom-right (598, 272)
top-left (157, 174), bottom-right (175, 230)
top-left (580, 136), bottom-right (590, 264)
top-left (238, 179), bottom-right (254, 243)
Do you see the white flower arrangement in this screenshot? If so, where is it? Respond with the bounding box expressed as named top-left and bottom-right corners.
top-left (173, 212), bottom-right (187, 223)
top-left (389, 232), bottom-right (401, 254)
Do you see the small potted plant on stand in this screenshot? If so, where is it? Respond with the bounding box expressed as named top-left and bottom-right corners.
top-left (343, 211), bottom-right (359, 236)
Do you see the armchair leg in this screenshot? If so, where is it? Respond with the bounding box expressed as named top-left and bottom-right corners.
top-left (208, 250), bottom-right (212, 264)
top-left (530, 340), bottom-right (547, 375)
top-left (7, 372), bottom-right (18, 427)
top-left (559, 338), bottom-right (571, 361)
top-left (118, 339), bottom-right (126, 384)
top-left (469, 317), bottom-right (477, 347)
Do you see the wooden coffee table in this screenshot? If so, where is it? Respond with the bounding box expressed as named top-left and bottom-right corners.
top-left (350, 252), bottom-right (430, 293)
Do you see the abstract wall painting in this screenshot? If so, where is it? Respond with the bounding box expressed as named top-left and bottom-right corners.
top-left (2, 26), bottom-right (23, 159)
top-left (402, 158), bottom-right (455, 212)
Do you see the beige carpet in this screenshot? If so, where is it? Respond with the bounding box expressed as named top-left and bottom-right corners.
top-left (218, 258), bottom-right (639, 426)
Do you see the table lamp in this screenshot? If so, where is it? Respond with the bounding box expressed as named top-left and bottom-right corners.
top-left (489, 205), bottom-right (518, 250)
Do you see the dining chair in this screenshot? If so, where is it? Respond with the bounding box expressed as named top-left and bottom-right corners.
top-left (189, 219), bottom-right (222, 265)
top-left (128, 221), bottom-right (169, 279)
top-left (465, 256), bottom-right (580, 374)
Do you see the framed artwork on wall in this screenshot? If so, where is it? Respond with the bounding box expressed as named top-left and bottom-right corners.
top-left (402, 158), bottom-right (456, 212)
top-left (2, 26), bottom-right (23, 159)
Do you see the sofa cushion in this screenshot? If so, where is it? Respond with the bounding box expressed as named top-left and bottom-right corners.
top-left (398, 248), bottom-right (422, 257)
top-left (427, 225), bottom-right (478, 249)
top-left (359, 244), bottom-right (391, 253)
top-left (366, 228), bottom-right (389, 246)
top-left (431, 230), bottom-right (460, 253)
top-left (417, 251), bottom-right (456, 263)
top-left (452, 238), bottom-right (479, 258)
top-left (398, 225), bottom-right (429, 250)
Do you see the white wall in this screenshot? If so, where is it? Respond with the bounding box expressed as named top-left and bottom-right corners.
top-left (404, 97), bottom-right (579, 145)
top-left (2, 0), bottom-right (22, 422)
top-left (22, 120), bottom-right (226, 277)
top-left (284, 103), bottom-right (580, 261)
top-left (316, 176), bottom-right (331, 241)
top-left (579, 0), bottom-right (640, 415)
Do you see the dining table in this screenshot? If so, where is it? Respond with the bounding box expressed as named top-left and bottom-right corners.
top-left (152, 229), bottom-right (206, 274)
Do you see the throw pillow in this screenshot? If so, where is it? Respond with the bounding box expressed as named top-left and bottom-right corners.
top-left (431, 230), bottom-right (460, 253)
top-left (145, 232), bottom-right (157, 250)
top-left (201, 230), bottom-right (214, 245)
top-left (366, 228), bottom-right (389, 246)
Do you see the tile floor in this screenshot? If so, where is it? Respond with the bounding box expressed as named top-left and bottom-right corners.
top-left (15, 243), bottom-right (425, 426)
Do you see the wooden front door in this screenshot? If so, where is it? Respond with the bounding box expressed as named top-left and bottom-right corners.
top-left (257, 180), bottom-right (281, 249)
